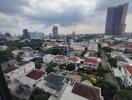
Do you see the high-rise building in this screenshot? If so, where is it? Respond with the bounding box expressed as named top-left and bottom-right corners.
top-left (0, 66), bottom-right (12, 100)
top-left (105, 3), bottom-right (128, 35)
top-left (52, 26), bottom-right (58, 38)
top-left (22, 29), bottom-right (30, 39)
top-left (30, 31), bottom-right (45, 40)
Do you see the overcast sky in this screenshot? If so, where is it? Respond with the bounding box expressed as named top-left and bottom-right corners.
top-left (0, 0), bottom-right (132, 35)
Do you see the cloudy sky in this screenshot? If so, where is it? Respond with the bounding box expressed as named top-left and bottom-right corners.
top-left (0, 0), bottom-right (132, 35)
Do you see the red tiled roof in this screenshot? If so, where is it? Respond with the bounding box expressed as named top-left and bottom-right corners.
top-left (26, 69), bottom-right (45, 80)
top-left (72, 82), bottom-right (101, 100)
top-left (3, 66), bottom-right (18, 74)
top-left (17, 61), bottom-right (30, 66)
top-left (118, 45), bottom-right (132, 48)
top-left (55, 55), bottom-right (65, 60)
top-left (123, 64), bottom-right (132, 75)
top-left (84, 58), bottom-right (98, 64)
top-left (68, 57), bottom-right (78, 62)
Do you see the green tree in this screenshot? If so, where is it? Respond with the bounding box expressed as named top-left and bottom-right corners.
top-left (45, 48), bottom-right (60, 55)
top-left (108, 57), bottom-right (117, 68)
top-left (118, 90), bottom-right (132, 100)
top-left (66, 63), bottom-right (76, 71)
top-left (94, 80), bottom-right (118, 100)
top-left (103, 47), bottom-right (113, 53)
top-left (46, 62), bottom-right (58, 73)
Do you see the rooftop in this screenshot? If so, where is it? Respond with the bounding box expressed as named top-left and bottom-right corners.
top-left (84, 58), bottom-right (98, 64)
top-left (44, 72), bottom-right (65, 90)
top-left (54, 55), bottom-right (65, 60)
top-left (26, 69), bottom-right (45, 80)
top-left (67, 56), bottom-right (79, 62)
top-left (3, 66), bottom-right (18, 74)
top-left (72, 82), bottom-right (102, 100)
top-left (17, 61), bottom-right (30, 66)
top-left (123, 64), bottom-right (132, 75)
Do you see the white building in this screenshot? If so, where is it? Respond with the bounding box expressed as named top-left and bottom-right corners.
top-left (21, 47), bottom-right (39, 57)
top-left (3, 61), bottom-right (35, 83)
top-left (113, 63), bottom-right (132, 87)
top-left (43, 54), bottom-right (55, 64)
top-left (83, 57), bottom-right (100, 70)
top-left (70, 40), bottom-right (88, 51)
top-left (0, 45), bottom-right (8, 51)
top-left (88, 41), bottom-right (98, 52)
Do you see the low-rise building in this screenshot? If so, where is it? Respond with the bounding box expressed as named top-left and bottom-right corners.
top-left (3, 61), bottom-right (35, 83)
top-left (53, 55), bottom-right (66, 64)
top-left (113, 63), bottom-right (132, 87)
top-left (36, 72), bottom-right (67, 99)
top-left (43, 54), bottom-right (55, 64)
top-left (60, 81), bottom-right (103, 100)
top-left (0, 45), bottom-right (8, 51)
top-left (84, 57), bottom-right (100, 70)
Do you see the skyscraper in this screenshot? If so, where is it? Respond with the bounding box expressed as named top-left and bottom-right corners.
top-left (52, 26), bottom-right (58, 38)
top-left (0, 66), bottom-right (12, 100)
top-left (105, 3), bottom-right (128, 35)
top-left (22, 29), bottom-right (30, 39)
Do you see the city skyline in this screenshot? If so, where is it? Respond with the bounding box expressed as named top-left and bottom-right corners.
top-left (0, 0), bottom-right (132, 35)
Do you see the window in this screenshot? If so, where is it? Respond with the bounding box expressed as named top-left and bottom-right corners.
top-left (89, 64), bottom-right (92, 66)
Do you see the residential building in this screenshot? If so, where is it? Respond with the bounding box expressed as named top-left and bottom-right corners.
top-left (0, 65), bottom-right (12, 100)
top-left (88, 40), bottom-right (98, 52)
top-left (0, 45), bottom-right (8, 51)
top-left (113, 62), bottom-right (132, 87)
top-left (43, 54), bottom-right (55, 64)
top-left (84, 57), bottom-right (100, 70)
top-left (36, 72), bottom-right (67, 98)
top-left (105, 3), bottom-right (129, 35)
top-left (14, 69), bottom-right (46, 99)
top-left (53, 55), bottom-right (66, 64)
top-left (56, 44), bottom-right (69, 55)
top-left (60, 82), bottom-right (103, 100)
top-left (21, 47), bottom-right (39, 57)
top-left (3, 61), bottom-right (35, 83)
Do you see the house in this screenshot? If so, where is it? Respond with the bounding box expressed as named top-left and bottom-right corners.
top-left (3, 61), bottom-right (35, 83)
top-left (15, 69), bottom-right (46, 98)
top-left (36, 72), bottom-right (67, 98)
top-left (66, 56), bottom-right (82, 65)
top-left (43, 54), bottom-right (55, 64)
top-left (113, 62), bottom-right (132, 87)
top-left (88, 41), bottom-right (98, 53)
top-left (60, 81), bottom-right (103, 100)
top-left (84, 57), bottom-right (100, 70)
top-left (53, 55), bottom-right (66, 64)
top-left (56, 44), bottom-right (69, 54)
top-left (21, 47), bottom-right (39, 57)
top-left (12, 49), bottom-right (21, 56)
top-left (0, 45), bottom-right (8, 51)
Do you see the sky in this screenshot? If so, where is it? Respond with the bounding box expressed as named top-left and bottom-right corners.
top-left (0, 0), bottom-right (132, 35)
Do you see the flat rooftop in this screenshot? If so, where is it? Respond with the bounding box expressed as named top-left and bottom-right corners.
top-left (3, 66), bottom-right (18, 74)
top-left (26, 69), bottom-right (45, 80)
top-left (17, 61), bottom-right (30, 66)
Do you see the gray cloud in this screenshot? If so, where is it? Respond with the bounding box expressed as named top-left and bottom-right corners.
top-left (0, 0), bottom-right (131, 34)
top-left (0, 0), bottom-right (30, 15)
top-left (96, 0), bottom-right (132, 13)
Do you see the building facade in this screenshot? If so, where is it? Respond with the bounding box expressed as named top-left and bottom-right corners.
top-left (0, 66), bottom-right (12, 100)
top-left (52, 26), bottom-right (58, 38)
top-left (105, 3), bottom-right (128, 35)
